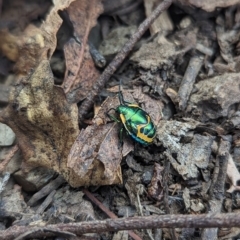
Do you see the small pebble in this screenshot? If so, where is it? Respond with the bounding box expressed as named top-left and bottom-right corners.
top-left (0, 123), bottom-right (15, 146)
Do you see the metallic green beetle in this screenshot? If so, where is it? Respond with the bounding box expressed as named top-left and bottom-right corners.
top-left (107, 87), bottom-right (156, 146)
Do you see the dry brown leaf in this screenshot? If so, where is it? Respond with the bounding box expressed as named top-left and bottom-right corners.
top-left (14, 24), bottom-right (46, 74)
top-left (0, 0), bottom-right (76, 73)
top-left (0, 0), bottom-right (78, 180)
top-left (62, 0), bottom-right (103, 103)
top-left (1, 60), bottom-right (79, 180)
top-left (68, 123), bottom-right (122, 187)
top-left (41, 0), bottom-right (78, 58)
top-left (0, 0), bottom-right (51, 33)
top-left (0, 0), bottom-right (120, 187)
top-left (147, 163), bottom-right (164, 201)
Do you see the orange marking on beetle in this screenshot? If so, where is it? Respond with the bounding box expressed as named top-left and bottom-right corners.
top-left (120, 113), bottom-right (126, 124)
top-left (120, 113), bottom-right (155, 143)
top-left (136, 116), bottom-right (154, 143)
top-left (127, 104), bottom-right (139, 108)
top-left (120, 113), bottom-right (132, 135)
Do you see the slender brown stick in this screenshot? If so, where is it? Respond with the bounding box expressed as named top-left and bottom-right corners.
top-left (1, 213), bottom-right (240, 240)
top-left (36, 190), bottom-right (56, 214)
top-left (0, 144), bottom-right (19, 173)
top-left (14, 228), bottom-right (75, 240)
top-left (163, 160), bottom-right (177, 240)
top-left (27, 175), bottom-right (65, 206)
top-left (177, 55), bottom-right (203, 110)
top-left (83, 189), bottom-right (142, 240)
top-left (78, 0), bottom-right (173, 121)
top-left (202, 138), bottom-right (230, 239)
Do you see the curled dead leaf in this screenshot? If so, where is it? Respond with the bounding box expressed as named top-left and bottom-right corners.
top-left (62, 0), bottom-right (103, 103)
top-left (0, 0), bottom-right (77, 73)
top-left (1, 60), bottom-right (79, 180)
top-left (67, 123), bottom-right (123, 187)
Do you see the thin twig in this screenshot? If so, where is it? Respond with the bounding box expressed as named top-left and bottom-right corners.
top-left (163, 160), bottom-right (177, 240)
top-left (14, 228), bottom-right (76, 240)
top-left (0, 144), bottom-right (19, 173)
top-left (27, 175), bottom-right (65, 206)
top-left (78, 0), bottom-right (173, 122)
top-left (202, 138), bottom-right (230, 239)
top-left (83, 188), bottom-right (142, 240)
top-left (177, 55), bottom-right (204, 110)
top-left (2, 213), bottom-right (240, 240)
top-left (36, 190), bottom-right (56, 214)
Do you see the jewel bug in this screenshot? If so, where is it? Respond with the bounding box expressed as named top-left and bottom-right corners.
top-left (107, 84), bottom-right (156, 146)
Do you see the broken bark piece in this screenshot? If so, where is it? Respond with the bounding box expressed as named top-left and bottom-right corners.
top-left (36, 190), bottom-right (56, 215)
top-left (195, 43), bottom-right (214, 57)
top-left (130, 36), bottom-right (177, 69)
top-left (188, 73), bottom-right (240, 121)
top-left (13, 167), bottom-right (55, 192)
top-left (46, 186), bottom-right (85, 221)
top-left (156, 120), bottom-right (214, 180)
top-left (178, 55), bottom-right (204, 110)
top-left (1, 185), bottom-right (34, 223)
top-left (0, 84), bottom-right (10, 104)
top-left (202, 139), bottom-right (230, 239)
top-left (177, 0), bottom-right (240, 12)
top-left (27, 175), bottom-right (66, 207)
top-left (216, 26), bottom-right (240, 64)
top-left (223, 111), bottom-right (240, 130)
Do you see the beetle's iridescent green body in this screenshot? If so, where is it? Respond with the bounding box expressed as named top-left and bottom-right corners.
top-left (107, 85), bottom-right (156, 146)
top-left (116, 104), bottom-right (156, 145)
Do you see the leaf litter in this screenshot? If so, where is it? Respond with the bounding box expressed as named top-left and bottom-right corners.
top-left (0, 0), bottom-right (240, 239)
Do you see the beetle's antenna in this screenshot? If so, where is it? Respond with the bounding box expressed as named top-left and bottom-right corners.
top-left (111, 75), bottom-right (125, 105)
top-left (118, 78), bottom-right (125, 105)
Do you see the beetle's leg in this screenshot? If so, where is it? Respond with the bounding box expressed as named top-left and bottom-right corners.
top-left (106, 108), bottom-right (120, 122)
top-left (118, 127), bottom-right (124, 148)
top-left (106, 108), bottom-right (116, 116)
top-left (108, 114), bottom-right (120, 123)
top-left (118, 90), bottom-right (133, 105)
